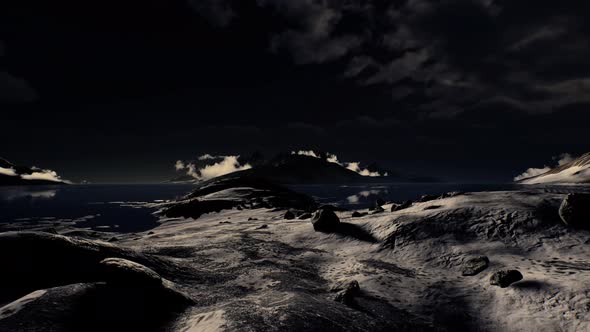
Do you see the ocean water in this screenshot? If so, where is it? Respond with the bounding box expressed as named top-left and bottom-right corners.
top-left (1, 183), bottom-right (588, 233)
top-left (0, 184), bottom-right (196, 233)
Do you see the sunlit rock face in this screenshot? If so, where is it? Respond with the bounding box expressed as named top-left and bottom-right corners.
top-left (517, 152), bottom-right (590, 184)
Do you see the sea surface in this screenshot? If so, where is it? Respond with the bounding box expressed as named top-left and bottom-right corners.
top-left (1, 183), bottom-right (588, 233)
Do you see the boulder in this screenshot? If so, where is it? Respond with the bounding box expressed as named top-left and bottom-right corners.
top-left (419, 195), bottom-right (438, 203)
top-left (375, 198), bottom-right (385, 208)
top-left (371, 205), bottom-right (385, 214)
top-left (284, 210), bottom-right (296, 220)
top-left (351, 211), bottom-right (368, 218)
top-left (0, 231), bottom-right (140, 304)
top-left (489, 270), bottom-right (523, 288)
top-left (332, 280), bottom-right (360, 306)
top-left (439, 191), bottom-right (464, 199)
top-left (559, 193), bottom-right (590, 229)
top-left (391, 201), bottom-right (412, 212)
top-left (100, 258), bottom-right (193, 306)
top-left (100, 258), bottom-right (162, 287)
top-left (311, 208), bottom-right (340, 232)
top-left (461, 256), bottom-right (489, 276)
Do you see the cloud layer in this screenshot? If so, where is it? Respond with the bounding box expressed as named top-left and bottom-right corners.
top-left (189, 0), bottom-right (590, 118)
top-left (20, 170), bottom-right (64, 182)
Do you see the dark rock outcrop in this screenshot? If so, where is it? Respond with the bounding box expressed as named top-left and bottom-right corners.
top-left (162, 176), bottom-right (317, 219)
top-left (100, 258), bottom-right (193, 306)
top-left (490, 270), bottom-right (523, 288)
top-left (284, 210), bottom-right (296, 220)
top-left (419, 195), bottom-right (438, 203)
top-left (331, 280), bottom-right (360, 306)
top-left (0, 231), bottom-right (141, 304)
top-left (100, 258), bottom-right (163, 287)
top-left (391, 201), bottom-right (412, 212)
top-left (351, 211), bottom-right (368, 218)
top-left (298, 212), bottom-right (312, 220)
top-left (311, 208), bottom-right (340, 232)
top-left (439, 191), bottom-right (464, 199)
top-left (559, 193), bottom-right (590, 229)
top-left (461, 256), bottom-right (489, 276)
top-left (371, 205), bottom-right (385, 214)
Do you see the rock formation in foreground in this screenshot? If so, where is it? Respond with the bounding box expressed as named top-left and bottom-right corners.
top-left (2, 184), bottom-right (590, 331)
top-left (161, 176), bottom-right (317, 219)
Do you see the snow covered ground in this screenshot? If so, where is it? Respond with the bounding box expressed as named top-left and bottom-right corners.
top-left (1, 190), bottom-right (590, 331)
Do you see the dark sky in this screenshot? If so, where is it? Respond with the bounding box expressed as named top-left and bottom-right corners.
top-left (1, 0), bottom-right (589, 183)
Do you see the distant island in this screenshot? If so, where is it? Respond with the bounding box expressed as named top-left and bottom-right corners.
top-left (0, 158), bottom-right (68, 186)
top-left (516, 152), bottom-right (590, 185)
top-left (171, 151), bottom-right (439, 184)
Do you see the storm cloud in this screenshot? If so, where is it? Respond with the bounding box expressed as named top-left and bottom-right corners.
top-left (1, 0), bottom-right (589, 183)
top-left (190, 0), bottom-right (590, 117)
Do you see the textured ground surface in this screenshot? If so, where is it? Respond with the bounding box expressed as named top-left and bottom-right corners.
top-left (1, 190), bottom-right (589, 331)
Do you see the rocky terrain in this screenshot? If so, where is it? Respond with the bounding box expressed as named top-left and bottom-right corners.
top-left (1, 178), bottom-right (590, 331)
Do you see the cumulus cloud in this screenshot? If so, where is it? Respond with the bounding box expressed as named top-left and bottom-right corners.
top-left (174, 160), bottom-right (186, 171)
top-left (346, 162), bottom-right (382, 177)
top-left (20, 169), bottom-right (64, 182)
top-left (175, 154), bottom-right (252, 181)
top-left (293, 150), bottom-right (319, 158)
top-left (198, 154), bottom-right (216, 160)
top-left (198, 156), bottom-right (252, 180)
top-left (0, 167), bottom-right (17, 176)
top-left (555, 153), bottom-right (574, 166)
top-left (514, 166), bottom-right (552, 182)
top-left (291, 150), bottom-right (386, 177)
